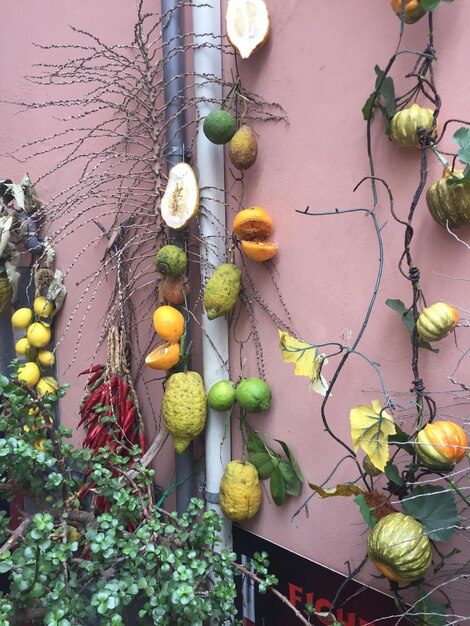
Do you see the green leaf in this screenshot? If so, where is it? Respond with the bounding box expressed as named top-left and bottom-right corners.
top-left (453, 127), bottom-right (470, 164)
top-left (384, 460), bottom-right (404, 486)
top-left (362, 66), bottom-right (396, 126)
top-left (447, 165), bottom-right (470, 188)
top-left (414, 587), bottom-right (448, 626)
top-left (247, 429), bottom-right (269, 456)
top-left (362, 93), bottom-right (376, 121)
top-left (420, 0), bottom-right (442, 8)
top-left (390, 425), bottom-right (414, 455)
top-left (278, 460), bottom-right (302, 496)
top-left (421, 0), bottom-right (454, 9)
top-left (270, 467), bottom-right (286, 506)
top-left (354, 494), bottom-right (377, 528)
top-left (374, 66), bottom-right (396, 122)
top-left (249, 452), bottom-right (276, 480)
top-left (417, 338), bottom-right (440, 353)
top-left (402, 485), bottom-right (459, 541)
top-left (274, 439), bottom-right (304, 483)
top-left (386, 298), bottom-right (415, 333)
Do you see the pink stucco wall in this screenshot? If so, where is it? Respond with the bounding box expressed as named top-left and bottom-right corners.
top-left (1, 0), bottom-right (469, 616)
top-left (226, 0), bottom-right (470, 613)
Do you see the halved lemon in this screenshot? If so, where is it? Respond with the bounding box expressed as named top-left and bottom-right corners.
top-left (161, 162), bottom-right (199, 230)
top-left (241, 239), bottom-right (278, 261)
top-left (226, 0), bottom-right (271, 59)
top-left (233, 207), bottom-right (273, 240)
top-left (145, 342), bottom-right (180, 370)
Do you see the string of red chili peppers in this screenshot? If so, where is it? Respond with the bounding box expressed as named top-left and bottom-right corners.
top-left (76, 326), bottom-right (147, 512)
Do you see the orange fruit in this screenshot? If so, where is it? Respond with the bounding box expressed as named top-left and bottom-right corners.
top-left (152, 305), bottom-right (185, 342)
top-left (233, 207), bottom-right (272, 241)
top-left (241, 240), bottom-right (278, 262)
top-left (145, 342), bottom-right (180, 370)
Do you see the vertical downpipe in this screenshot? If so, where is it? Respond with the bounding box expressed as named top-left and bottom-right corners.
top-left (192, 0), bottom-right (232, 550)
top-left (161, 0), bottom-right (194, 513)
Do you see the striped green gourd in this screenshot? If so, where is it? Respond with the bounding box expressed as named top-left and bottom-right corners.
top-left (368, 512), bottom-right (432, 583)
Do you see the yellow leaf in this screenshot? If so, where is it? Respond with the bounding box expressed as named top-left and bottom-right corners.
top-left (278, 329), bottom-right (329, 395)
top-left (309, 483), bottom-right (364, 498)
top-left (350, 400), bottom-right (396, 472)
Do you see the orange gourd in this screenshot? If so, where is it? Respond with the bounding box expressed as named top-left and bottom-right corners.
top-left (416, 421), bottom-right (468, 470)
top-left (389, 0), bottom-right (427, 24)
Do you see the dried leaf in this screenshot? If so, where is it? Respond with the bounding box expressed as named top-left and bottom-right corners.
top-left (0, 216), bottom-right (13, 258)
top-left (46, 269), bottom-right (67, 317)
top-left (350, 400), bottom-right (396, 471)
top-left (363, 490), bottom-right (398, 521)
top-left (309, 483), bottom-right (364, 498)
top-left (278, 329), bottom-right (329, 395)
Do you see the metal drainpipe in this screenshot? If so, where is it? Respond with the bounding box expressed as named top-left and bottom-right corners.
top-left (0, 314), bottom-right (14, 380)
top-left (161, 0), bottom-right (194, 513)
top-left (192, 0), bottom-right (232, 550)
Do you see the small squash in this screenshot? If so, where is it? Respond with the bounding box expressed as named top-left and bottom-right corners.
top-left (389, 0), bottom-right (427, 24)
top-left (426, 169), bottom-right (470, 228)
top-left (416, 302), bottom-right (458, 342)
top-left (368, 512), bottom-right (432, 583)
top-left (389, 104), bottom-right (437, 148)
top-left (416, 420), bottom-right (468, 470)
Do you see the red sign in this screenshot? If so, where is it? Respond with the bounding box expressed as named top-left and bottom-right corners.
top-left (233, 527), bottom-right (403, 626)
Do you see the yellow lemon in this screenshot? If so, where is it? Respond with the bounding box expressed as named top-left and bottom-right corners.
top-left (219, 460), bottom-right (262, 522)
top-left (37, 350), bottom-right (55, 367)
top-left (33, 296), bottom-right (54, 318)
top-left (27, 322), bottom-right (51, 348)
top-left (162, 371), bottom-right (207, 454)
top-left (33, 438), bottom-right (47, 452)
top-left (11, 308), bottom-right (33, 329)
top-left (17, 362), bottom-right (41, 386)
top-left (15, 337), bottom-right (32, 356)
top-left (36, 377), bottom-right (59, 396)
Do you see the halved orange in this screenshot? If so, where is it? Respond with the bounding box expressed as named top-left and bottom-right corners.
top-left (241, 240), bottom-right (278, 262)
top-left (233, 207), bottom-right (272, 241)
top-left (152, 305), bottom-right (185, 342)
top-left (145, 342), bottom-right (180, 370)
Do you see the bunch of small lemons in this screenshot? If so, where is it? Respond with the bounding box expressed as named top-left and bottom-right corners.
top-left (11, 296), bottom-right (58, 396)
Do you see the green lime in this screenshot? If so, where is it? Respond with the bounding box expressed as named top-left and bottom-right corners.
top-left (235, 378), bottom-right (271, 413)
top-left (203, 110), bottom-right (237, 145)
top-left (208, 380), bottom-right (236, 411)
top-left (156, 245), bottom-right (187, 277)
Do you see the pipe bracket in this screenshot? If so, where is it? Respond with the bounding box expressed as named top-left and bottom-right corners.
top-left (204, 490), bottom-right (220, 504)
top-left (162, 145), bottom-right (192, 162)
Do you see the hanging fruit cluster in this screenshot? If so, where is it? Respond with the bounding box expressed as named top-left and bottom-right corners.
top-left (12, 294), bottom-right (59, 396)
top-left (145, 305), bottom-right (185, 371)
top-left (208, 377), bottom-right (272, 413)
top-left (233, 207), bottom-right (278, 261)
